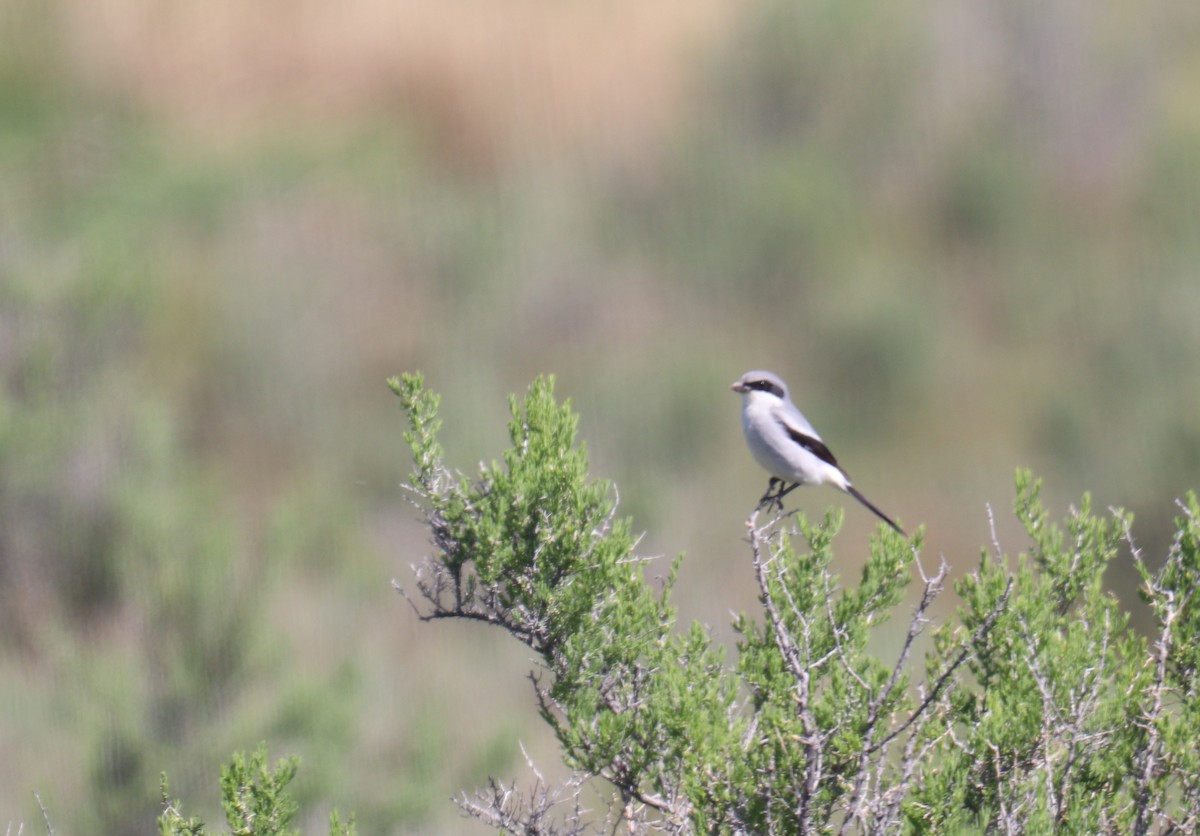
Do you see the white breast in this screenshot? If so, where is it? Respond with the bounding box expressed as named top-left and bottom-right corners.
top-left (740, 396), bottom-right (847, 489)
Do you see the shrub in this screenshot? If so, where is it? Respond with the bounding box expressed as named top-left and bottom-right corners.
top-left (392, 372), bottom-right (1200, 834)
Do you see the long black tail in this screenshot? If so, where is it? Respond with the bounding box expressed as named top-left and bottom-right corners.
top-left (846, 485), bottom-right (905, 536)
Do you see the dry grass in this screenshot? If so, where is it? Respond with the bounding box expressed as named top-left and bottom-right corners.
top-left (64, 0), bottom-right (741, 167)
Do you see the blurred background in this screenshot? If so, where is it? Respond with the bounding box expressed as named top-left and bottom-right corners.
top-left (2, 0), bottom-right (1199, 831)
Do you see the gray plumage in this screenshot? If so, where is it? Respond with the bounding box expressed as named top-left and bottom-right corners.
top-left (731, 370), bottom-right (904, 535)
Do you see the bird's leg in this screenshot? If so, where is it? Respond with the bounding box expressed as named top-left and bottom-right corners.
top-left (774, 482), bottom-right (800, 502)
top-left (758, 477), bottom-right (782, 507)
top-left (758, 478), bottom-right (799, 511)
top-left (758, 479), bottom-right (802, 512)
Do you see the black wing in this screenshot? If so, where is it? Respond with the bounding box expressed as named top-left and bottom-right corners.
top-left (776, 416), bottom-right (842, 471)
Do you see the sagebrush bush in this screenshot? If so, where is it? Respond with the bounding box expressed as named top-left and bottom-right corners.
top-left (392, 372), bottom-right (1200, 835)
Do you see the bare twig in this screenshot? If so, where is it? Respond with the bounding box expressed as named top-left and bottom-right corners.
top-left (841, 555), bottom-right (950, 833)
top-left (31, 792), bottom-right (51, 836)
top-left (868, 576), bottom-right (1013, 755)
top-left (747, 508), bottom-right (829, 832)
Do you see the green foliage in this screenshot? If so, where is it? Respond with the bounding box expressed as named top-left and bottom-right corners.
top-left (396, 376), bottom-right (1200, 834)
top-left (0, 251), bottom-right (340, 831)
top-left (1131, 490), bottom-right (1200, 828)
top-left (159, 772), bottom-right (207, 836)
top-left (391, 372), bottom-right (708, 814)
top-left (727, 510), bottom-right (925, 831)
top-left (158, 746), bottom-right (356, 836)
top-left (0, 101), bottom-right (370, 831)
top-left (911, 472), bottom-right (1131, 830)
top-left (219, 747), bottom-right (299, 836)
top-left (3, 2), bottom-right (1198, 828)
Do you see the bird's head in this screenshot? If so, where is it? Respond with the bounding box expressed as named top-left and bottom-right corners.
top-left (731, 370), bottom-right (789, 402)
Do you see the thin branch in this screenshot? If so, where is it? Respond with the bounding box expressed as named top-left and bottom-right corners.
top-left (747, 510), bottom-right (808, 683)
top-left (823, 576), bottom-right (872, 694)
top-left (390, 575), bottom-right (427, 618)
top-left (868, 577), bottom-right (1013, 755)
top-left (840, 552), bottom-right (949, 834)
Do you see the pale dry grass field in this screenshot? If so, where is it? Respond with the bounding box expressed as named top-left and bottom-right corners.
top-left (64, 0), bottom-right (741, 167)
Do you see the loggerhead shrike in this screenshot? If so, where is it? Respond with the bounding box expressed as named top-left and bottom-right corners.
top-left (731, 370), bottom-right (905, 535)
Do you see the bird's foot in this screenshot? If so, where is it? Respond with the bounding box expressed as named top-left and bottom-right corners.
top-left (758, 478), bottom-right (796, 512)
top-left (753, 479), bottom-right (792, 510)
top-left (757, 478), bottom-right (780, 508)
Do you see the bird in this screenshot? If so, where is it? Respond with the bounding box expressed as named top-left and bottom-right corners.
top-left (731, 369), bottom-right (905, 535)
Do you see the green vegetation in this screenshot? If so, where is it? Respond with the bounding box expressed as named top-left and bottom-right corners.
top-left (393, 372), bottom-right (1200, 832)
top-left (158, 746), bottom-right (356, 836)
top-left (2, 0), bottom-right (1199, 832)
